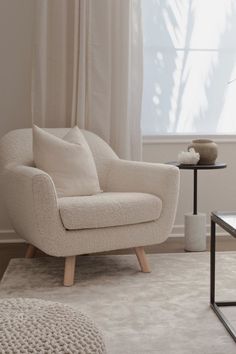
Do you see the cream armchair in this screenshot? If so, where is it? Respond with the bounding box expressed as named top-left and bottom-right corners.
top-left (0, 129), bottom-right (179, 286)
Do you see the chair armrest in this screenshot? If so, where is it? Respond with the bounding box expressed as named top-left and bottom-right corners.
top-left (2, 165), bottom-right (65, 250)
top-left (106, 159), bottom-right (179, 199)
top-left (106, 159), bottom-right (180, 240)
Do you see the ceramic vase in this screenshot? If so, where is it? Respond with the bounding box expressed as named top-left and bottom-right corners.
top-left (188, 139), bottom-right (218, 165)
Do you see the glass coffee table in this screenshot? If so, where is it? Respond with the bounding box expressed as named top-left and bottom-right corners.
top-left (210, 211), bottom-right (236, 342)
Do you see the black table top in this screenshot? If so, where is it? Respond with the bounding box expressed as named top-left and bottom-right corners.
top-left (167, 162), bottom-right (227, 170)
top-left (212, 212), bottom-right (236, 237)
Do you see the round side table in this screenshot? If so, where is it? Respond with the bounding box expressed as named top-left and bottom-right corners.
top-left (169, 162), bottom-right (227, 251)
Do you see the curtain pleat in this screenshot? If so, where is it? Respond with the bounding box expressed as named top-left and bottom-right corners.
top-left (32, 0), bottom-right (143, 160)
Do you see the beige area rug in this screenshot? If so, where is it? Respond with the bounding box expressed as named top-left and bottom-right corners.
top-left (1, 253), bottom-right (236, 353)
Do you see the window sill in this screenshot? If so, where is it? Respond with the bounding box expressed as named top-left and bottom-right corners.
top-left (143, 134), bottom-right (236, 144)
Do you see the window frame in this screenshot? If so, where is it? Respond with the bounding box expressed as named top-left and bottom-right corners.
top-left (143, 133), bottom-right (236, 144)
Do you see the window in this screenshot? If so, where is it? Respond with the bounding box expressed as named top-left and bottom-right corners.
top-left (141, 0), bottom-right (236, 136)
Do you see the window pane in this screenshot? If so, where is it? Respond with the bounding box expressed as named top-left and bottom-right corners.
top-left (141, 0), bottom-right (236, 135)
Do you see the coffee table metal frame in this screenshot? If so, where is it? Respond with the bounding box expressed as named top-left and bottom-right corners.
top-left (210, 211), bottom-right (236, 342)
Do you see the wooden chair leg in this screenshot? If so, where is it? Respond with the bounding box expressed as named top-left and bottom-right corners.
top-left (25, 244), bottom-right (36, 258)
top-left (134, 246), bottom-right (151, 273)
top-left (64, 256), bottom-right (76, 286)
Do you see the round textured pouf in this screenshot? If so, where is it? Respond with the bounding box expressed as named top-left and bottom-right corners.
top-left (185, 213), bottom-right (206, 252)
top-left (0, 298), bottom-right (106, 354)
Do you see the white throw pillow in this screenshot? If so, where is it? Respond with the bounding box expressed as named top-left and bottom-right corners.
top-left (33, 125), bottom-right (101, 197)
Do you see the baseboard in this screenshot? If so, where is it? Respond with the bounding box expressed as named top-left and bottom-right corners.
top-left (171, 224), bottom-right (227, 237)
top-left (0, 230), bottom-right (25, 243)
top-left (0, 225), bottom-right (228, 244)
top-left (171, 225), bottom-right (184, 237)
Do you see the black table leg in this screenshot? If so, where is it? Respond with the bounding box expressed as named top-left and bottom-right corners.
top-left (193, 169), bottom-right (197, 215)
top-left (210, 219), bottom-right (215, 304)
top-left (210, 217), bottom-right (236, 342)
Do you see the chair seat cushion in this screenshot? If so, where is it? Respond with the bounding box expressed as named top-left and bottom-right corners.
top-left (59, 192), bottom-right (162, 230)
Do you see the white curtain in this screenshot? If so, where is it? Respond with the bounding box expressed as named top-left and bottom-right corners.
top-left (32, 0), bottom-right (143, 160)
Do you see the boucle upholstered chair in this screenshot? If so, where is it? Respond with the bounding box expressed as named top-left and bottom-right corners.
top-left (0, 128), bottom-right (179, 286)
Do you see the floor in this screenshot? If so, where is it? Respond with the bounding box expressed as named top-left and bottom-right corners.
top-left (2, 252), bottom-right (236, 353)
top-left (1, 236), bottom-right (236, 281)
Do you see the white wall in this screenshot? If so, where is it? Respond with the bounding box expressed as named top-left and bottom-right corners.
top-left (0, 0), bottom-right (35, 232)
top-left (0, 1), bottom-right (235, 241)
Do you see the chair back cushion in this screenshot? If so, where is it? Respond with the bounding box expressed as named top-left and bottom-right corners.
top-left (33, 125), bottom-right (101, 197)
top-left (0, 128), bottom-right (118, 190)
